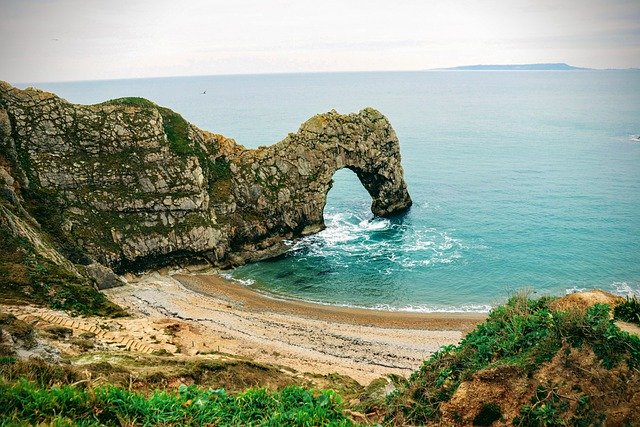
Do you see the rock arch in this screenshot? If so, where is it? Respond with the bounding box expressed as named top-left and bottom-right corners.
top-left (0, 81), bottom-right (412, 270)
top-left (229, 108), bottom-right (413, 248)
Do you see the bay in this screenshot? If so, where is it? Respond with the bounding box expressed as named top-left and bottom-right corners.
top-left (20, 70), bottom-right (640, 311)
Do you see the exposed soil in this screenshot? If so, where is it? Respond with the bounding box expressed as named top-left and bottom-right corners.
top-left (549, 289), bottom-right (623, 313)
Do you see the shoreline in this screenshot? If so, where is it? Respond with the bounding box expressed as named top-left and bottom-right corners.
top-left (176, 273), bottom-right (486, 332)
top-left (105, 271), bottom-right (486, 383)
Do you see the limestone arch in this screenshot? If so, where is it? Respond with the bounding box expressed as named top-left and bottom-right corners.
top-left (0, 80), bottom-right (413, 270)
top-left (227, 108), bottom-right (412, 259)
top-left (276, 108), bottom-right (411, 233)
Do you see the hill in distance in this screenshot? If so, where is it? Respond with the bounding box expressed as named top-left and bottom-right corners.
top-left (436, 63), bottom-right (591, 71)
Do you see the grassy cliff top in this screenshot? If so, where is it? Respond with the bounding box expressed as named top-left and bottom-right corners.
top-left (1, 291), bottom-right (638, 426)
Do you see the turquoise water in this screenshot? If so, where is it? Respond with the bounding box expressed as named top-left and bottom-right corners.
top-left (20, 71), bottom-right (640, 311)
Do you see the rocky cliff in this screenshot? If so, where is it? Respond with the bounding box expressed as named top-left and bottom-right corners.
top-left (0, 81), bottom-right (411, 276)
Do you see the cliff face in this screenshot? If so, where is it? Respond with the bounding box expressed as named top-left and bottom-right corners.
top-left (0, 81), bottom-right (411, 273)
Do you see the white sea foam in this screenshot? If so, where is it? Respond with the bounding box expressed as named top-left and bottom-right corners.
top-left (289, 208), bottom-right (468, 272)
top-left (246, 290), bottom-right (492, 313)
top-left (242, 207), bottom-right (475, 309)
top-left (220, 273), bottom-right (255, 286)
top-left (371, 303), bottom-right (492, 313)
top-left (565, 286), bottom-right (586, 294)
top-left (610, 281), bottom-right (640, 297)
top-left (358, 218), bottom-right (389, 231)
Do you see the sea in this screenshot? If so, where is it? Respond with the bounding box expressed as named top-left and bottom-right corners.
top-left (16, 70), bottom-right (640, 312)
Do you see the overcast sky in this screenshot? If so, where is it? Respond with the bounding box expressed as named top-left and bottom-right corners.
top-left (1, 0), bottom-right (639, 83)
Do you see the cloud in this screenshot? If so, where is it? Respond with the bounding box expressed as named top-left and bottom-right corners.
top-left (1, 0), bottom-right (639, 82)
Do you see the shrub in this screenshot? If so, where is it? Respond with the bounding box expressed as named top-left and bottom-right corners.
top-left (614, 295), bottom-right (640, 325)
top-left (385, 295), bottom-right (640, 425)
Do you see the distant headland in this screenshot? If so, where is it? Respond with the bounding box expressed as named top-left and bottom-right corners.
top-left (435, 63), bottom-right (591, 71)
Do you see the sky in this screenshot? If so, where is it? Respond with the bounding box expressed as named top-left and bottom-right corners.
top-left (1, 0), bottom-right (639, 83)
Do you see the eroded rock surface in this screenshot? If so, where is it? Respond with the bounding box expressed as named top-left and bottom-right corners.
top-left (0, 81), bottom-right (411, 272)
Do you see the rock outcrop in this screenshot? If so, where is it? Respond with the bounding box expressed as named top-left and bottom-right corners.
top-left (0, 81), bottom-right (411, 273)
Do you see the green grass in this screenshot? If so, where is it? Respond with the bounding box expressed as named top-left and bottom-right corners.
top-left (0, 380), bottom-right (355, 426)
top-left (102, 97), bottom-right (158, 109)
top-left (614, 295), bottom-right (640, 325)
top-left (158, 107), bottom-right (193, 157)
top-left (0, 227), bottom-right (125, 317)
top-left (385, 294), bottom-right (640, 425)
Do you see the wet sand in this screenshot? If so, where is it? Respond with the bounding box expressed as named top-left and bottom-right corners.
top-left (177, 273), bottom-right (484, 332)
top-left (105, 271), bottom-right (486, 384)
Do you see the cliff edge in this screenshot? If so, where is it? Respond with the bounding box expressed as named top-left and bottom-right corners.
top-left (0, 81), bottom-right (411, 276)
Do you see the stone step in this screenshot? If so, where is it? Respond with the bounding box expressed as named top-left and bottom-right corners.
top-left (5, 306), bottom-right (162, 355)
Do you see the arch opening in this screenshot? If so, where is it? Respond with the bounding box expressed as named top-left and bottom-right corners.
top-left (323, 168), bottom-right (372, 221)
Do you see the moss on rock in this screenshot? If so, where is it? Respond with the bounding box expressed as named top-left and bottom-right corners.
top-left (0, 80), bottom-right (412, 275)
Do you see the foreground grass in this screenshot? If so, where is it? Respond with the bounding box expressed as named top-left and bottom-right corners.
top-left (0, 381), bottom-right (355, 426)
top-left (385, 293), bottom-right (640, 425)
top-left (0, 312), bottom-right (362, 425)
top-left (614, 295), bottom-right (640, 325)
top-left (2, 293), bottom-right (639, 426)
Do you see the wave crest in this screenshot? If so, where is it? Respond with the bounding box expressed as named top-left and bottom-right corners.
top-left (288, 208), bottom-right (467, 272)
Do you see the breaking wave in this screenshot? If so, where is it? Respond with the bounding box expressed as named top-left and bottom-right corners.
top-left (286, 208), bottom-right (467, 274)
top-left (610, 281), bottom-right (640, 297)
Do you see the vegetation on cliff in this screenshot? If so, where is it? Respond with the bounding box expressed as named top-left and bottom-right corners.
top-left (385, 292), bottom-right (640, 426)
top-left (0, 82), bottom-right (412, 275)
top-left (1, 293), bottom-right (638, 425)
top-left (0, 226), bottom-right (125, 317)
top-left (614, 295), bottom-right (640, 325)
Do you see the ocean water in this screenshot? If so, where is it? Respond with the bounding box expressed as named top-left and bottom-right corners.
top-left (19, 71), bottom-right (640, 311)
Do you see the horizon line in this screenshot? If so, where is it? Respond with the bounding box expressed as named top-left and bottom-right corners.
top-left (9, 65), bottom-right (638, 86)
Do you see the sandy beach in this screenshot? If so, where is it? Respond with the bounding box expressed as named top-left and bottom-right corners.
top-left (103, 271), bottom-right (485, 384)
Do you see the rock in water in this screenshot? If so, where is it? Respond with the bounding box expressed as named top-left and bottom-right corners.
top-left (0, 81), bottom-right (412, 272)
